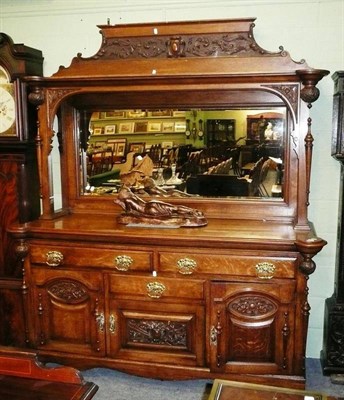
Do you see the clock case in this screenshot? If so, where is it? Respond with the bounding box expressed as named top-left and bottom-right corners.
top-left (0, 33), bottom-right (43, 345)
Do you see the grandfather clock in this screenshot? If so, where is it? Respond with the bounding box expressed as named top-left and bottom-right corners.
top-left (0, 33), bottom-right (43, 345)
top-left (321, 71), bottom-right (344, 379)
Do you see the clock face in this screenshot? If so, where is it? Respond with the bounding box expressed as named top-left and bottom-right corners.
top-left (0, 86), bottom-right (16, 135)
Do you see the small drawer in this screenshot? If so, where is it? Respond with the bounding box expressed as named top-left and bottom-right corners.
top-left (29, 244), bottom-right (152, 272)
top-left (109, 274), bottom-right (205, 300)
top-left (158, 251), bottom-right (297, 279)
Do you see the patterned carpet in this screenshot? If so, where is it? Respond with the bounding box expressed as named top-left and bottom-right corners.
top-left (81, 359), bottom-right (344, 400)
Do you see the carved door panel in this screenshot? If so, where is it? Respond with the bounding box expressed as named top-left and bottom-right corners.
top-left (107, 274), bottom-right (205, 367)
top-left (209, 280), bottom-right (295, 375)
top-left (30, 268), bottom-right (106, 356)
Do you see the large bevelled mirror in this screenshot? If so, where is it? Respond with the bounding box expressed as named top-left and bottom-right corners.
top-left (81, 106), bottom-right (286, 200)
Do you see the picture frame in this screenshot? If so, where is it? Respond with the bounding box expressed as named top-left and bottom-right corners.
top-left (105, 111), bottom-right (125, 118)
top-left (93, 127), bottom-right (103, 135)
top-left (119, 122), bottom-right (133, 134)
top-left (174, 121), bottom-right (186, 132)
top-left (147, 122), bottom-right (161, 132)
top-left (134, 121), bottom-right (148, 133)
top-left (162, 122), bottom-right (174, 132)
top-left (149, 110), bottom-right (172, 117)
top-left (107, 138), bottom-right (127, 156)
top-left (104, 125), bottom-right (116, 135)
top-left (116, 142), bottom-right (126, 157)
top-left (172, 110), bottom-right (186, 117)
top-left (127, 110), bottom-right (146, 118)
top-left (129, 142), bottom-right (145, 153)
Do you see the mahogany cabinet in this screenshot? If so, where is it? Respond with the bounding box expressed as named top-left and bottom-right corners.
top-left (9, 19), bottom-right (329, 389)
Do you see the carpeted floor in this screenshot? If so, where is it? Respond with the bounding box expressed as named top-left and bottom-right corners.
top-left (81, 359), bottom-right (344, 400)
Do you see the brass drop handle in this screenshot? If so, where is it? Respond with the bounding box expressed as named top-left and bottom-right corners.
top-left (146, 281), bottom-right (166, 298)
top-left (114, 255), bottom-right (133, 271)
top-left (255, 262), bottom-right (276, 279)
top-left (176, 257), bottom-right (197, 275)
top-left (96, 312), bottom-right (105, 332)
top-left (45, 251), bottom-right (64, 267)
top-left (109, 314), bottom-right (116, 334)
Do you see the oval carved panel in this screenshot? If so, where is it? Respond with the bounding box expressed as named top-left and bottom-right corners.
top-left (228, 294), bottom-right (277, 319)
top-left (47, 280), bottom-right (89, 304)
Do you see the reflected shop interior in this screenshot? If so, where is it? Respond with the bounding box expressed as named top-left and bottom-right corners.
top-left (83, 107), bottom-right (286, 199)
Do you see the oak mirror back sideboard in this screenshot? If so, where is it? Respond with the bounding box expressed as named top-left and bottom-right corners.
top-left (10, 18), bottom-right (329, 389)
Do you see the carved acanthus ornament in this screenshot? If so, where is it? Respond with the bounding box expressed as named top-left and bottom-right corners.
top-left (229, 295), bottom-right (277, 318)
top-left (93, 30), bottom-right (290, 61)
top-left (127, 319), bottom-right (187, 347)
top-left (47, 280), bottom-right (89, 303)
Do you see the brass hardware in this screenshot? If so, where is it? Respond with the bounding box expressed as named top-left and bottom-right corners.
top-left (176, 257), bottom-right (197, 275)
top-left (109, 314), bottom-right (116, 334)
top-left (146, 281), bottom-right (166, 298)
top-left (255, 262), bottom-right (276, 279)
top-left (210, 326), bottom-right (218, 346)
top-left (114, 255), bottom-right (133, 271)
top-left (46, 251), bottom-right (64, 267)
top-left (96, 312), bottom-right (105, 332)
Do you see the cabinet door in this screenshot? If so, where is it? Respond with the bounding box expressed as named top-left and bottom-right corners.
top-left (30, 268), bottom-right (106, 356)
top-left (209, 280), bottom-right (295, 375)
top-left (107, 274), bottom-right (205, 367)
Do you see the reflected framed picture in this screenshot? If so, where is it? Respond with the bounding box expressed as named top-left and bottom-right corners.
top-left (174, 121), bottom-right (186, 132)
top-left (149, 110), bottom-right (172, 117)
top-left (134, 121), bottom-right (148, 133)
top-left (127, 110), bottom-right (146, 118)
top-left (148, 122), bottom-right (161, 132)
top-left (107, 138), bottom-right (127, 156)
top-left (104, 125), bottom-right (116, 135)
top-left (93, 127), bottom-right (103, 135)
top-left (105, 111), bottom-right (125, 118)
top-left (129, 142), bottom-right (145, 153)
top-left (162, 122), bottom-right (174, 132)
top-left (119, 122), bottom-right (133, 134)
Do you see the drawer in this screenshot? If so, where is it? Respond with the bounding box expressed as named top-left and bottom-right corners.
top-left (29, 244), bottom-right (152, 272)
top-left (109, 274), bottom-right (205, 300)
top-left (158, 251), bottom-right (297, 279)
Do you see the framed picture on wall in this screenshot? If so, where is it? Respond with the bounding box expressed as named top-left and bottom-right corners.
top-left (119, 122), bottom-right (133, 134)
top-left (129, 142), bottom-right (145, 153)
top-left (162, 122), bottom-right (174, 132)
top-left (107, 138), bottom-right (127, 156)
top-left (104, 125), bottom-right (116, 135)
top-left (105, 111), bottom-right (125, 118)
top-left (134, 121), bottom-right (148, 133)
top-left (93, 127), bottom-right (103, 135)
top-left (147, 122), bottom-right (161, 132)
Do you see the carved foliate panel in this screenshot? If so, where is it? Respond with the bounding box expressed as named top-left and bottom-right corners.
top-left (127, 318), bottom-right (188, 349)
top-left (47, 280), bottom-right (89, 304)
top-left (228, 295), bottom-right (277, 318)
top-left (94, 31), bottom-right (284, 60)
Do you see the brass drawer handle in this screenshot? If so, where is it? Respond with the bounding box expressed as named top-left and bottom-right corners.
top-left (177, 257), bottom-right (197, 275)
top-left (114, 255), bottom-right (133, 271)
top-left (146, 281), bottom-right (166, 298)
top-left (255, 262), bottom-right (276, 279)
top-left (46, 251), bottom-right (64, 267)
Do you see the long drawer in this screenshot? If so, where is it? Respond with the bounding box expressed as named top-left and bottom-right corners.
top-left (158, 250), bottom-right (297, 279)
top-left (29, 244), bottom-right (153, 272)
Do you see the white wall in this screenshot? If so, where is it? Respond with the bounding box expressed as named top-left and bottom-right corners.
top-left (1, 0), bottom-right (343, 359)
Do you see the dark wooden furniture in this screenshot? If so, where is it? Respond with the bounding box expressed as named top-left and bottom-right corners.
top-left (0, 347), bottom-right (98, 399)
top-left (208, 379), bottom-right (340, 400)
top-left (321, 71), bottom-right (344, 376)
top-left (9, 19), bottom-right (329, 389)
top-left (0, 33), bottom-right (43, 346)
